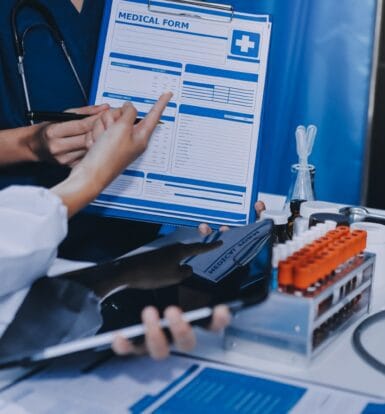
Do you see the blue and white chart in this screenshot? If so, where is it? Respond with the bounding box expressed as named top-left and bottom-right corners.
top-left (0, 354), bottom-right (381, 413)
top-left (89, 0), bottom-right (272, 227)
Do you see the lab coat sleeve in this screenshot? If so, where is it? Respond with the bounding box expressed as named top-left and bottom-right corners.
top-left (0, 185), bottom-right (67, 336)
top-left (0, 185), bottom-right (68, 297)
top-left (0, 277), bottom-right (102, 361)
top-left (0, 186), bottom-right (103, 356)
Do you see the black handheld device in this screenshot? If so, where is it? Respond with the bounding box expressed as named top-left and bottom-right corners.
top-left (0, 220), bottom-right (273, 368)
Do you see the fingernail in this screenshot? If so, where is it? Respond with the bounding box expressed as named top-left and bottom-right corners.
top-left (199, 223), bottom-right (211, 235)
top-left (142, 307), bottom-right (159, 325)
top-left (164, 306), bottom-right (181, 324)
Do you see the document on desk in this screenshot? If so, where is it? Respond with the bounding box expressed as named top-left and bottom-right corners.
top-left (0, 354), bottom-right (383, 413)
top-left (88, 0), bottom-right (272, 227)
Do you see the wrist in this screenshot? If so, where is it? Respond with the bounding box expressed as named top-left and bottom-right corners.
top-left (69, 164), bottom-right (104, 198)
top-left (0, 125), bottom-right (41, 165)
top-left (19, 125), bottom-right (43, 161)
top-left (51, 167), bottom-right (101, 218)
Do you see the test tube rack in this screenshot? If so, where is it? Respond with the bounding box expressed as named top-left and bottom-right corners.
top-left (224, 227), bottom-right (375, 364)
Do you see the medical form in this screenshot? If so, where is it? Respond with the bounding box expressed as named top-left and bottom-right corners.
top-left (89, 0), bottom-right (272, 227)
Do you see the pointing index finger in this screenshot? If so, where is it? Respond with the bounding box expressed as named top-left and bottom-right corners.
top-left (137, 92), bottom-right (173, 129)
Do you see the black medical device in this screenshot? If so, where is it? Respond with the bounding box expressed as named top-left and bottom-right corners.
top-left (0, 220), bottom-right (273, 368)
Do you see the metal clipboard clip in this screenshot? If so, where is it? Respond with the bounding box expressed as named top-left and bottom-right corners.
top-left (148, 0), bottom-right (234, 23)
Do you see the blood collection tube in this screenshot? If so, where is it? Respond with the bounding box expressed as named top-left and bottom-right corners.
top-left (278, 260), bottom-right (294, 292)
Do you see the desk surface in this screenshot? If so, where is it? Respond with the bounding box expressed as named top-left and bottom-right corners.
top-left (1, 320), bottom-right (384, 400)
top-left (1, 197), bottom-right (385, 402)
top-left (186, 314), bottom-right (385, 400)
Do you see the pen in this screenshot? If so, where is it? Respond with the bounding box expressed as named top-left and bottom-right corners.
top-left (26, 111), bottom-right (163, 125)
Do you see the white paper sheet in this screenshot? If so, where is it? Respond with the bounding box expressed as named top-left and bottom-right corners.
top-left (0, 353), bottom-right (382, 414)
top-left (90, 0), bottom-right (271, 227)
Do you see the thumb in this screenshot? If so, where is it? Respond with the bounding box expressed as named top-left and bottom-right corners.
top-left (118, 102), bottom-right (138, 126)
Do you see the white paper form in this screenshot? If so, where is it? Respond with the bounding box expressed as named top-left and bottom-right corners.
top-left (89, 0), bottom-right (271, 227)
top-left (0, 354), bottom-right (195, 414)
top-left (142, 363), bottom-right (381, 414)
top-left (0, 354), bottom-right (382, 414)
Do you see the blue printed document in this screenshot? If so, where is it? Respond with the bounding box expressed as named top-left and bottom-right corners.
top-left (89, 0), bottom-right (272, 227)
top-left (0, 354), bottom-right (382, 413)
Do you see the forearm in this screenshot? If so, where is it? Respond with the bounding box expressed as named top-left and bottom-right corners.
top-left (0, 125), bottom-right (42, 166)
top-left (58, 259), bottom-right (138, 299)
top-left (64, 272), bottom-right (129, 299)
top-left (57, 244), bottom-right (197, 298)
top-left (50, 166), bottom-right (102, 218)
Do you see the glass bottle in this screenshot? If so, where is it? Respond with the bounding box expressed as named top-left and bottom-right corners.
top-left (286, 163), bottom-right (316, 238)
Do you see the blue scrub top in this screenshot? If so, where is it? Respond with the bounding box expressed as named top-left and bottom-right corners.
top-left (0, 0), bottom-right (105, 129)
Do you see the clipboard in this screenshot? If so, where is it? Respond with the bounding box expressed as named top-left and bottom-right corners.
top-left (88, 0), bottom-right (272, 228)
top-left (147, 0), bottom-right (234, 22)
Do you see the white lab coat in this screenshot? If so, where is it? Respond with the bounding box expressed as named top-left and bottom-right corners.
top-left (0, 185), bottom-right (67, 336)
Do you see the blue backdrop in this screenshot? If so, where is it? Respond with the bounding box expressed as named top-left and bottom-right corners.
top-left (219, 0), bottom-right (378, 204)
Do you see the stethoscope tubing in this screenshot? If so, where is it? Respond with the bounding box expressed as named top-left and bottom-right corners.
top-left (11, 0), bottom-right (88, 123)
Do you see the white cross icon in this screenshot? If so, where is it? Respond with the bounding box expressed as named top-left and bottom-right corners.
top-left (235, 34), bottom-right (255, 53)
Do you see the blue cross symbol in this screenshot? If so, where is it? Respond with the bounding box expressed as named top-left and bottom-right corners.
top-left (231, 30), bottom-right (260, 58)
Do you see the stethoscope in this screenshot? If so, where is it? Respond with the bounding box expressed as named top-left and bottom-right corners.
top-left (11, 0), bottom-right (88, 124)
top-left (339, 206), bottom-right (385, 226)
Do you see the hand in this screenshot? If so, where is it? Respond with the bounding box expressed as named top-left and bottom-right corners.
top-left (31, 104), bottom-right (109, 166)
top-left (112, 304), bottom-right (231, 360)
top-left (119, 241), bottom-right (223, 290)
top-left (71, 92), bottom-right (172, 194)
top-left (51, 92), bottom-right (172, 217)
top-left (198, 200), bottom-right (267, 235)
top-left (83, 241), bottom-right (222, 298)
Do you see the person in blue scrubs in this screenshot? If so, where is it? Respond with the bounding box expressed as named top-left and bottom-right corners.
top-left (0, 0), bottom-right (161, 262)
top-left (0, 0), bottom-right (104, 127)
